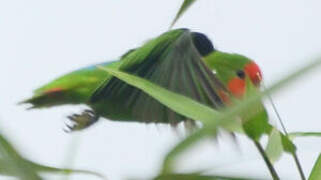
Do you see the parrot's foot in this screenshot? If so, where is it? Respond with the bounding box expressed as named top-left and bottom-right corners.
top-left (64, 109), bottom-right (99, 132)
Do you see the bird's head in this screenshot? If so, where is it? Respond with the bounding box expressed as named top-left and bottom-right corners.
top-left (190, 31), bottom-right (262, 99)
top-left (204, 51), bottom-right (262, 98)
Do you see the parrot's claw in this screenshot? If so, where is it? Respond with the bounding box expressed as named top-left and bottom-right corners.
top-left (64, 110), bottom-right (99, 133)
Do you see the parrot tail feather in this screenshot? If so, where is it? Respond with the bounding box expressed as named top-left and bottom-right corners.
top-left (19, 88), bottom-right (66, 109)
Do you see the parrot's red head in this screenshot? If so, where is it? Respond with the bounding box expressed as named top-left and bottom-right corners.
top-left (227, 61), bottom-right (262, 98)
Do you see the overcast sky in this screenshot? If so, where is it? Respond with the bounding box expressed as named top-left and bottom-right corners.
top-left (1, 0), bottom-right (321, 179)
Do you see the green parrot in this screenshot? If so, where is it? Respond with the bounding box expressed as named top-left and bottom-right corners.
top-left (21, 28), bottom-right (263, 131)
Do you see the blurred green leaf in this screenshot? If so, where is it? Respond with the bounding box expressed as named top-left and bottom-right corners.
top-left (170, 0), bottom-right (198, 28)
top-left (26, 161), bottom-right (107, 179)
top-left (0, 134), bottom-right (42, 180)
top-left (280, 133), bottom-right (296, 153)
top-left (154, 173), bottom-right (259, 180)
top-left (0, 133), bottom-right (106, 180)
top-left (288, 132), bottom-right (321, 139)
top-left (266, 128), bottom-right (283, 163)
top-left (265, 128), bottom-right (297, 162)
top-left (309, 153), bottom-right (321, 180)
top-left (97, 66), bottom-right (222, 127)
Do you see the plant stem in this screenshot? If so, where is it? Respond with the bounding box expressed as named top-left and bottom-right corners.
top-left (253, 140), bottom-right (280, 180)
top-left (292, 152), bottom-right (306, 180)
top-left (266, 92), bottom-right (305, 180)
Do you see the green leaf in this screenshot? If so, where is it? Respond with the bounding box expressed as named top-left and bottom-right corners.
top-left (266, 128), bottom-right (283, 163)
top-left (26, 161), bottom-right (107, 180)
top-left (0, 134), bottom-right (42, 180)
top-left (0, 133), bottom-right (107, 180)
top-left (288, 132), bottom-right (321, 139)
top-left (154, 172), bottom-right (258, 180)
top-left (280, 133), bottom-right (296, 153)
top-left (265, 128), bottom-right (298, 164)
top-left (309, 153), bottom-right (321, 180)
top-left (97, 66), bottom-right (222, 127)
top-left (170, 0), bottom-right (198, 28)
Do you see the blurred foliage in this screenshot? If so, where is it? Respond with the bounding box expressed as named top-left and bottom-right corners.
top-left (153, 173), bottom-right (259, 180)
top-left (0, 133), bottom-right (106, 180)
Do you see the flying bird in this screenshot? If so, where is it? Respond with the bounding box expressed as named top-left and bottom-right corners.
top-left (21, 29), bottom-right (262, 131)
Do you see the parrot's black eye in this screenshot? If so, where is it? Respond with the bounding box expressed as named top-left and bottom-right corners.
top-left (236, 70), bottom-right (245, 79)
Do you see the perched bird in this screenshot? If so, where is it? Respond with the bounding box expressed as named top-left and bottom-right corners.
top-left (21, 29), bottom-right (262, 131)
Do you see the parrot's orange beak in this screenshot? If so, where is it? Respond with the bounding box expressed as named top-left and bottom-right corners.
top-left (244, 62), bottom-right (262, 87)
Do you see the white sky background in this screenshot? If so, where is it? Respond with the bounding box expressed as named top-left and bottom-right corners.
top-left (1, 0), bottom-right (321, 179)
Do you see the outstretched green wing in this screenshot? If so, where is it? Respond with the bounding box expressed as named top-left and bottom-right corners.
top-left (90, 29), bottom-right (228, 124)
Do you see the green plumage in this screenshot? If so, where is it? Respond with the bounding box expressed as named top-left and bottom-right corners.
top-left (21, 28), bottom-right (257, 131)
top-left (90, 29), bottom-right (227, 123)
top-left (204, 52), bottom-right (252, 85)
top-left (22, 61), bottom-right (122, 108)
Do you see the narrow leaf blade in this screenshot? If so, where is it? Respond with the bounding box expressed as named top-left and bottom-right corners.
top-left (170, 0), bottom-right (198, 28)
top-left (97, 66), bottom-right (222, 125)
top-left (309, 153), bottom-right (321, 180)
top-left (289, 132), bottom-right (321, 139)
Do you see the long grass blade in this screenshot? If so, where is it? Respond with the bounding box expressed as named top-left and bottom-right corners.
top-left (170, 0), bottom-right (198, 28)
top-left (289, 132), bottom-right (321, 139)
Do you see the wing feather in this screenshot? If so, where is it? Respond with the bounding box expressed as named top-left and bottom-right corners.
top-left (90, 29), bottom-right (227, 124)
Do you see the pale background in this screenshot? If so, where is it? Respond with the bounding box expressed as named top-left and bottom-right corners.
top-left (1, 0), bottom-right (321, 179)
